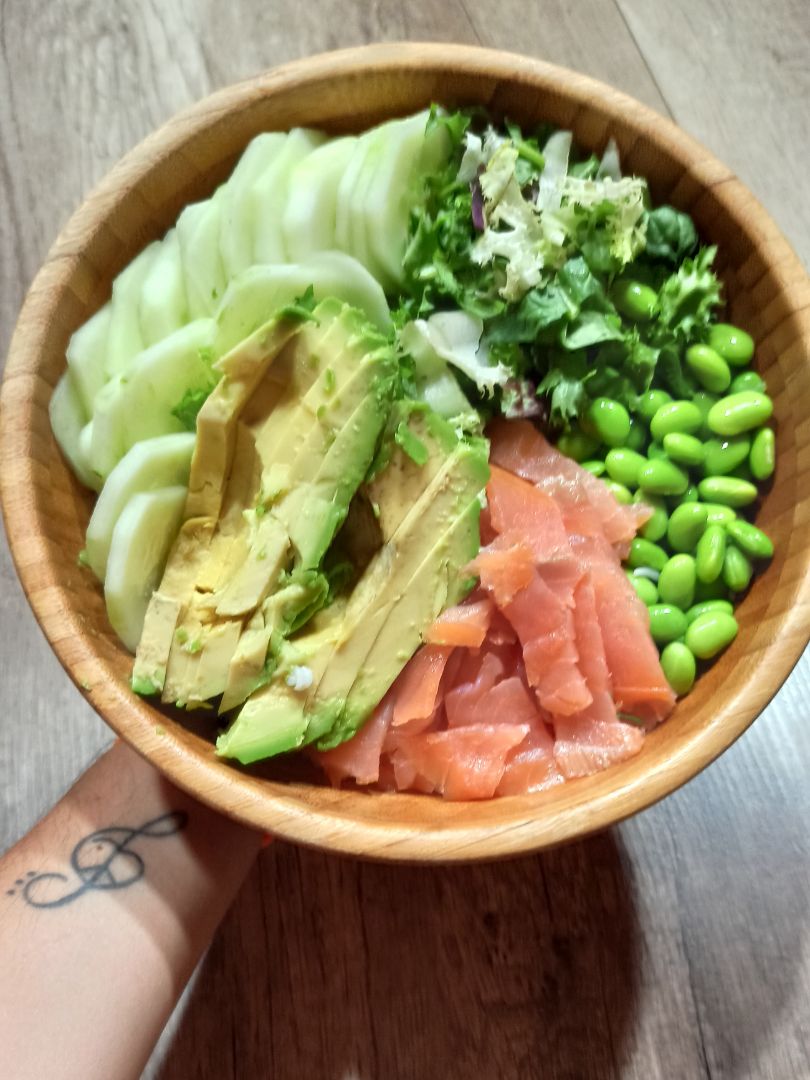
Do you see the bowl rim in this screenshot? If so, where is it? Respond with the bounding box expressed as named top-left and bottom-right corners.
top-left (2, 41), bottom-right (810, 862)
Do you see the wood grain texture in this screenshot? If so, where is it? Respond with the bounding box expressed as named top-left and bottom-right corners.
top-left (0, 2), bottom-right (808, 1077)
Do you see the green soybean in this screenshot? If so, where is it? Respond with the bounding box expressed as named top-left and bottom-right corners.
top-left (638, 459), bottom-right (689, 496)
top-left (626, 571), bottom-right (659, 606)
top-left (686, 599), bottom-right (734, 624)
top-left (613, 280), bottom-right (657, 322)
top-left (667, 503), bottom-right (708, 552)
top-left (702, 502), bottom-right (737, 526)
top-left (681, 485), bottom-right (700, 504)
top-left (722, 543), bottom-right (753, 592)
top-left (663, 432), bottom-right (705, 467)
top-left (557, 430), bottom-right (600, 462)
top-left (730, 371), bottom-right (766, 394)
top-left (685, 344), bottom-right (732, 393)
top-left (605, 480), bottom-right (633, 505)
top-left (695, 524), bottom-right (726, 583)
top-left (660, 642), bottom-right (696, 695)
top-left (702, 436), bottom-right (751, 476)
top-left (605, 448), bottom-right (647, 488)
top-left (707, 391), bottom-right (773, 436)
top-left (587, 398), bottom-right (631, 447)
top-left (625, 419), bottom-right (648, 453)
top-left (650, 400), bottom-right (703, 441)
top-left (749, 428), bottom-right (775, 480)
top-left (697, 476), bottom-right (758, 507)
top-left (647, 442), bottom-right (668, 461)
top-left (708, 323), bottom-right (755, 367)
top-left (648, 604), bottom-right (688, 644)
top-left (635, 492), bottom-right (669, 542)
top-left (686, 611), bottom-right (739, 658)
top-left (693, 392), bottom-right (719, 424)
top-left (726, 519), bottom-right (774, 559)
top-left (637, 389), bottom-right (672, 422)
top-left (658, 554), bottom-right (697, 610)
top-left (628, 537), bottom-right (669, 572)
top-left (581, 459), bottom-right (606, 477)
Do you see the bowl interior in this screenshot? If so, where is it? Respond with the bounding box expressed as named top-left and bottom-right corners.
top-left (3, 44), bottom-right (810, 861)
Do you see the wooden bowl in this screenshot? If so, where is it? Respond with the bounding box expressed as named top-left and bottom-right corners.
top-left (2, 43), bottom-right (809, 861)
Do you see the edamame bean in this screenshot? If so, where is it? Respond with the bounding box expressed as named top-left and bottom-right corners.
top-left (612, 280), bottom-right (657, 322)
top-left (648, 604), bottom-right (688, 644)
top-left (667, 503), bottom-right (708, 552)
top-left (685, 344), bottom-right (732, 393)
top-left (626, 571), bottom-right (659, 606)
top-left (647, 442), bottom-right (668, 461)
top-left (658, 554), bottom-right (697, 610)
top-left (702, 435), bottom-right (751, 476)
top-left (650, 400), bottom-right (703, 441)
top-left (628, 537), bottom-right (669, 572)
top-left (697, 476), bottom-right (758, 507)
top-left (693, 392), bottom-right (719, 424)
top-left (557, 430), bottom-right (600, 462)
top-left (749, 428), bottom-right (775, 480)
top-left (726, 519), bottom-right (774, 559)
top-left (685, 611), bottom-right (739, 658)
top-left (722, 543), bottom-right (753, 592)
top-left (634, 491), bottom-right (669, 542)
top-left (695, 524), bottom-right (726, 583)
top-left (638, 459), bottom-right (689, 496)
top-left (587, 398), bottom-right (631, 447)
top-left (663, 432), bottom-right (705, 467)
top-left (625, 419), bottom-right (647, 453)
top-left (605, 480), bottom-right (633, 505)
top-left (708, 323), bottom-right (755, 367)
top-left (660, 641), bottom-right (696, 695)
top-left (682, 485), bottom-right (700, 503)
top-left (581, 460), bottom-right (606, 476)
top-left (637, 389), bottom-right (672, 422)
top-left (686, 599), bottom-right (734, 623)
top-left (605, 448), bottom-right (647, 488)
top-left (730, 371), bottom-right (766, 394)
top-left (706, 391), bottom-right (773, 436)
top-left (701, 502), bottom-right (737, 525)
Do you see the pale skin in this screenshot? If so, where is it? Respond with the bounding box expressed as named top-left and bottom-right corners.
top-left (0, 739), bottom-right (263, 1080)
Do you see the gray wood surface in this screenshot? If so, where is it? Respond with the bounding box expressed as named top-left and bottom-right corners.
top-left (2, 2), bottom-right (809, 1077)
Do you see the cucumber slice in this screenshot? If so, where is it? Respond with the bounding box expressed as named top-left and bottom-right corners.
top-left (252, 128), bottom-right (325, 264)
top-left (49, 372), bottom-right (101, 491)
top-left (177, 188), bottom-right (228, 317)
top-left (282, 136), bottom-right (357, 261)
top-left (105, 485), bottom-right (187, 652)
top-left (364, 111), bottom-right (440, 289)
top-left (213, 252), bottom-right (390, 355)
top-left (335, 136), bottom-right (373, 270)
top-left (66, 302), bottom-right (112, 415)
top-left (220, 132), bottom-right (287, 278)
top-left (106, 242), bottom-right (159, 377)
top-left (139, 228), bottom-right (188, 346)
top-left (89, 318), bottom-right (216, 480)
top-left (86, 432), bottom-right (196, 581)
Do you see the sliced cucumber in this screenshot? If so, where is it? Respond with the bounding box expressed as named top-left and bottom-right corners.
top-left (105, 485), bottom-right (187, 652)
top-left (86, 432), bottom-right (196, 581)
top-left (106, 242), bottom-right (159, 377)
top-left (335, 135), bottom-right (374, 271)
top-left (213, 252), bottom-right (390, 355)
top-left (252, 128), bottom-right (325, 264)
top-left (220, 131), bottom-right (287, 278)
top-left (364, 111), bottom-right (440, 289)
top-left (139, 228), bottom-right (188, 346)
top-left (49, 372), bottom-right (101, 491)
top-left (66, 302), bottom-right (112, 415)
top-left (282, 136), bottom-right (357, 261)
top-left (89, 319), bottom-right (216, 480)
top-left (177, 188), bottom-right (228, 317)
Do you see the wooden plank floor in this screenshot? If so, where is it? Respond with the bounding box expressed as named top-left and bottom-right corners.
top-left (2, 2), bottom-right (809, 1076)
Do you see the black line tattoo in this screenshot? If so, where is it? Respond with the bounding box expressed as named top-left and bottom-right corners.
top-left (5, 812), bottom-right (188, 908)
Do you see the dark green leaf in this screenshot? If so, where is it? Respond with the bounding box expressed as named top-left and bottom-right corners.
top-left (644, 206), bottom-right (698, 264)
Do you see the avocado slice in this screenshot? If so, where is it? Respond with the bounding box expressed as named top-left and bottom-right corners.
top-left (216, 415), bottom-right (488, 765)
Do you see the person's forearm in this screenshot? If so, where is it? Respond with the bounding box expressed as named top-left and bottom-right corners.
top-left (0, 739), bottom-right (263, 1080)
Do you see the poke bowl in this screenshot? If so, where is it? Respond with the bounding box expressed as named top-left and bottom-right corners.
top-left (2, 43), bottom-right (809, 861)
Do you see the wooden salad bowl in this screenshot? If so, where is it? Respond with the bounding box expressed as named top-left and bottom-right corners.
top-left (2, 44), bottom-right (809, 861)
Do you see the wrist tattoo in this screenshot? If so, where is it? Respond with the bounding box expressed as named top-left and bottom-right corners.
top-left (5, 811), bottom-right (188, 908)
